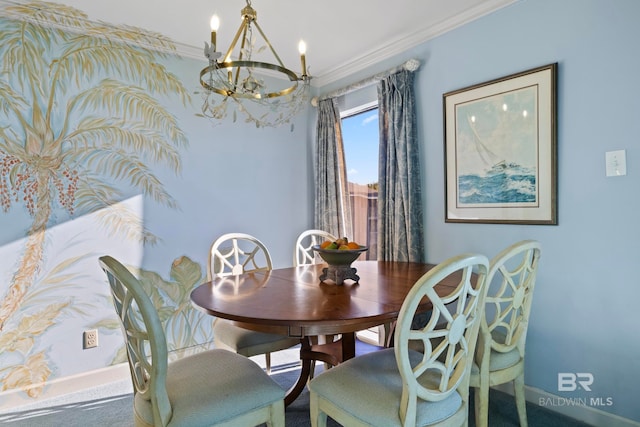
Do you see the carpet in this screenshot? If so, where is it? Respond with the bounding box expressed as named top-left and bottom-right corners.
top-left (0, 363), bottom-right (591, 426)
top-left (268, 363), bottom-right (591, 427)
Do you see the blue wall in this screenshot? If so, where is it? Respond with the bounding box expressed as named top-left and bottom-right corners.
top-left (1, 0), bottom-right (637, 422)
top-left (318, 0), bottom-right (639, 422)
top-left (335, 0), bottom-right (639, 422)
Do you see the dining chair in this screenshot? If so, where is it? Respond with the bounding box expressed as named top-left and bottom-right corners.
top-left (99, 255), bottom-right (285, 427)
top-left (308, 253), bottom-right (490, 427)
top-left (293, 229), bottom-right (338, 374)
top-left (208, 232), bottom-right (300, 374)
top-left (293, 229), bottom-right (337, 267)
top-left (470, 240), bottom-right (542, 427)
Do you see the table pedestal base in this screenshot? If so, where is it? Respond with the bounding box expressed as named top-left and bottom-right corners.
top-left (284, 333), bottom-right (356, 406)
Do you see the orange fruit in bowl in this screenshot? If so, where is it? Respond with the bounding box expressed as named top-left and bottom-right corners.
top-left (320, 240), bottom-right (332, 249)
top-left (347, 241), bottom-right (360, 249)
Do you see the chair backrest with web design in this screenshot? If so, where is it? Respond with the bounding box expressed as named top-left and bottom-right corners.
top-left (99, 255), bottom-right (172, 427)
top-left (207, 232), bottom-right (273, 281)
top-left (481, 240), bottom-right (541, 358)
top-left (293, 229), bottom-right (337, 266)
top-left (394, 253), bottom-right (490, 423)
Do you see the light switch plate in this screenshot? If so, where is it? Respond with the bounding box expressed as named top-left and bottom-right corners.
top-left (605, 150), bottom-right (627, 177)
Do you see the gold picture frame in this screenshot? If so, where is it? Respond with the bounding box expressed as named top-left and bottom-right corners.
top-left (443, 63), bottom-right (557, 225)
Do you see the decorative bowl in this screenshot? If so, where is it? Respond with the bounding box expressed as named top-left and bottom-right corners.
top-left (312, 245), bottom-right (368, 265)
top-left (312, 245), bottom-right (368, 284)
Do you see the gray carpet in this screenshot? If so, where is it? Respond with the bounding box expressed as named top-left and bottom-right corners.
top-left (0, 362), bottom-right (591, 427)
top-left (269, 364), bottom-right (592, 427)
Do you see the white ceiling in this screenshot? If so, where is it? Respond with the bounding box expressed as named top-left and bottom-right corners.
top-left (3, 0), bottom-right (516, 87)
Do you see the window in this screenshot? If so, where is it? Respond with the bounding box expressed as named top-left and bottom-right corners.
top-left (341, 103), bottom-right (378, 259)
top-left (342, 101), bottom-right (385, 346)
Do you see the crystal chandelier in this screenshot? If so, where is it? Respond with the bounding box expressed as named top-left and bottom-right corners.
top-left (199, 0), bottom-right (310, 128)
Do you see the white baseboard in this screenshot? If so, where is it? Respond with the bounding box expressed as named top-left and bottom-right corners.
top-left (0, 344), bottom-right (221, 414)
top-left (0, 345), bottom-right (218, 414)
top-left (0, 363), bottom-right (131, 414)
top-left (493, 383), bottom-right (640, 427)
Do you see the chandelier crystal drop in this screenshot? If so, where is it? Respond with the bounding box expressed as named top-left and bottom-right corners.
top-left (198, 0), bottom-right (310, 128)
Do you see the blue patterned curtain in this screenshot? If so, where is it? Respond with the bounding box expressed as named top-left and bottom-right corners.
top-left (377, 70), bottom-right (424, 262)
top-left (314, 98), bottom-right (353, 238)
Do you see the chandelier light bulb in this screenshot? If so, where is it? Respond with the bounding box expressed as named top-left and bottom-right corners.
top-left (210, 15), bottom-right (220, 47)
top-left (299, 40), bottom-right (307, 76)
top-left (210, 15), bottom-right (220, 31)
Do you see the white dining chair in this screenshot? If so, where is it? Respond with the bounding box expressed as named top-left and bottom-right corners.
top-left (99, 255), bottom-right (285, 427)
top-left (208, 232), bottom-right (300, 374)
top-left (470, 240), bottom-right (542, 427)
top-left (293, 229), bottom-right (339, 374)
top-left (293, 229), bottom-right (337, 267)
top-left (308, 253), bottom-right (490, 427)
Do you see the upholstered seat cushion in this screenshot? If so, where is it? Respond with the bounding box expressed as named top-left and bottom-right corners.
top-left (472, 347), bottom-right (521, 375)
top-left (309, 348), bottom-right (462, 426)
top-left (472, 330), bottom-right (522, 374)
top-left (134, 349), bottom-right (284, 427)
top-left (213, 319), bottom-right (299, 355)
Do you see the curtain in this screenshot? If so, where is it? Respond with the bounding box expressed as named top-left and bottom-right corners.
top-left (314, 98), bottom-right (353, 239)
top-left (377, 70), bottom-right (424, 262)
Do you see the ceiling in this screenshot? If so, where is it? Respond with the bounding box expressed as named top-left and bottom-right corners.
top-left (3, 0), bottom-right (516, 87)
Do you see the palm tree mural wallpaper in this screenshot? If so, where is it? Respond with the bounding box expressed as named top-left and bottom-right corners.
top-left (0, 2), bottom-right (209, 398)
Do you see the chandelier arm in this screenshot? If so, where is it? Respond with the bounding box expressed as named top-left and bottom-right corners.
top-left (232, 21), bottom-right (251, 90)
top-left (251, 20), bottom-right (286, 69)
top-left (223, 18), bottom-right (248, 63)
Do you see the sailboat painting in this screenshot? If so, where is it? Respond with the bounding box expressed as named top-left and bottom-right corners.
top-left (455, 86), bottom-right (538, 205)
top-left (444, 64), bottom-right (557, 224)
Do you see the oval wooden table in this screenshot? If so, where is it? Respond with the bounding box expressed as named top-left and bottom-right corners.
top-left (190, 260), bottom-right (459, 406)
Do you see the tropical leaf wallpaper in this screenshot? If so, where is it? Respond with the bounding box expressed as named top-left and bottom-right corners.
top-left (0, 0), bottom-right (311, 404)
top-left (0, 1), bottom-right (212, 400)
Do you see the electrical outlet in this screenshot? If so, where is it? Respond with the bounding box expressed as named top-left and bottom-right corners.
top-left (83, 329), bottom-right (98, 349)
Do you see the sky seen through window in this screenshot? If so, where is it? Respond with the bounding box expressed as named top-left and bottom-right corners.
top-left (342, 108), bottom-right (378, 185)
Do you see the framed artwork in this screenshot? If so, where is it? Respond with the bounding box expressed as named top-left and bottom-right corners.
top-left (443, 63), bottom-right (557, 225)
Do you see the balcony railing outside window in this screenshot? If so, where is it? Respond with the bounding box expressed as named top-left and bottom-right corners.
top-left (348, 182), bottom-right (377, 260)
top-left (341, 104), bottom-right (378, 260)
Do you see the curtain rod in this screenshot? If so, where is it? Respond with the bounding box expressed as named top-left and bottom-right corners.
top-left (310, 58), bottom-right (420, 106)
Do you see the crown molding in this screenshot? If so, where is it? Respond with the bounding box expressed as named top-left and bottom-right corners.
top-left (311, 0), bottom-right (518, 88)
top-left (0, 0), bottom-right (518, 88)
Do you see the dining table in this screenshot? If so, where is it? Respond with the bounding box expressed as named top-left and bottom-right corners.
top-left (190, 260), bottom-right (461, 406)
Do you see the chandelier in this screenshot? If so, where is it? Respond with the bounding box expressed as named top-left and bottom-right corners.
top-left (199, 0), bottom-right (310, 128)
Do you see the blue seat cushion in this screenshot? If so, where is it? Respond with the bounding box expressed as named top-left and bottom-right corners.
top-left (134, 349), bottom-right (284, 426)
top-left (213, 319), bottom-right (298, 354)
top-left (472, 330), bottom-right (522, 374)
top-left (309, 348), bottom-right (463, 426)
